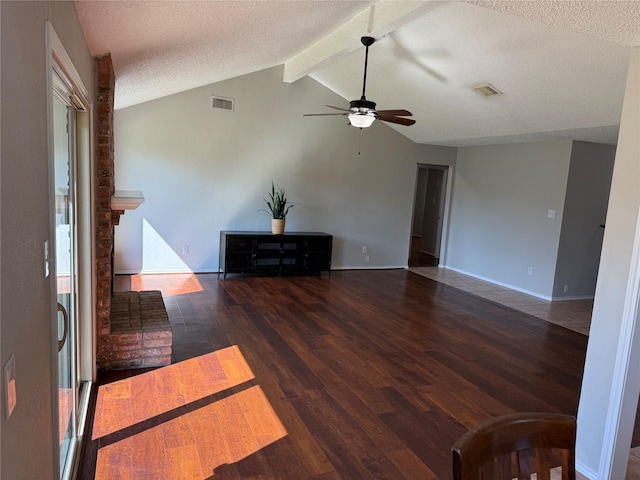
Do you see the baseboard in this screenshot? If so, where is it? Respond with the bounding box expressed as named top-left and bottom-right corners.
top-left (575, 459), bottom-right (597, 480)
top-left (439, 265), bottom-right (553, 301)
top-left (116, 266), bottom-right (411, 275)
top-left (332, 266), bottom-right (407, 271)
top-left (114, 268), bottom-right (216, 275)
top-left (551, 294), bottom-right (595, 302)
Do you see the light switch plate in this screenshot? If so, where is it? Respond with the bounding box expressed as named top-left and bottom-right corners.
top-left (4, 355), bottom-right (16, 419)
top-left (43, 240), bottom-right (50, 277)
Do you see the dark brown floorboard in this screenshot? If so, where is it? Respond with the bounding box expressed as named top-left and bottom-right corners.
top-left (79, 270), bottom-right (623, 479)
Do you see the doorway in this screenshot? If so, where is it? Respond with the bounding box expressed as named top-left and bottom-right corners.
top-left (409, 164), bottom-right (449, 267)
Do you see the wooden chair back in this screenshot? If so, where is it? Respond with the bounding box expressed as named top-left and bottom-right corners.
top-left (452, 412), bottom-right (576, 480)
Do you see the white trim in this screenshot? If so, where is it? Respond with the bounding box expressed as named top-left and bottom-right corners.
top-left (46, 20), bottom-right (94, 480)
top-left (599, 205), bottom-right (640, 479)
top-left (47, 23), bottom-right (91, 109)
top-left (67, 381), bottom-right (92, 480)
top-left (440, 265), bottom-right (554, 301)
top-left (550, 294), bottom-right (594, 302)
top-left (331, 265), bottom-right (406, 271)
top-left (116, 268), bottom-right (212, 275)
top-left (575, 460), bottom-right (598, 480)
top-left (115, 266), bottom-right (408, 275)
top-left (45, 22), bottom-right (59, 479)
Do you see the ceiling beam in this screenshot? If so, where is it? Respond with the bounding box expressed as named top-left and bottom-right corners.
top-left (282, 0), bottom-right (445, 83)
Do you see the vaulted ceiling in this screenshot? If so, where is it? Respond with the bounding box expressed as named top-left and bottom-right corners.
top-left (75, 0), bottom-right (640, 147)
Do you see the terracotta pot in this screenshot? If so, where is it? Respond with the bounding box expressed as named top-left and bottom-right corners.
top-left (271, 219), bottom-right (285, 235)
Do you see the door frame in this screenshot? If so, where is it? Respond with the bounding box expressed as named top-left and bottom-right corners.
top-left (46, 22), bottom-right (95, 480)
top-left (410, 163), bottom-right (452, 265)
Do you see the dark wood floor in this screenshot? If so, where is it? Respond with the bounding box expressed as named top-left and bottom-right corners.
top-left (81, 270), bottom-right (597, 479)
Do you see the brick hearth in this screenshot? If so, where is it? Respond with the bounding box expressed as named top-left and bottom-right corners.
top-left (108, 291), bottom-right (172, 369)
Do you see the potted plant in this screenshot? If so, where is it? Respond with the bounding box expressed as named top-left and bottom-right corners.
top-left (262, 182), bottom-right (294, 234)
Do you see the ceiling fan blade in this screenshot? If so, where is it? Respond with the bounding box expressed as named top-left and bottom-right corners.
top-left (303, 113), bottom-right (349, 117)
top-left (325, 105), bottom-right (350, 112)
top-left (377, 115), bottom-right (416, 126)
top-left (375, 109), bottom-right (413, 117)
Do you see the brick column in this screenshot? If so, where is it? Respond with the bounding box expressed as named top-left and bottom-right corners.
top-left (95, 54), bottom-right (116, 368)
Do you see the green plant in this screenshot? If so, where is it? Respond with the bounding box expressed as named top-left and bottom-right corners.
top-left (261, 182), bottom-right (294, 219)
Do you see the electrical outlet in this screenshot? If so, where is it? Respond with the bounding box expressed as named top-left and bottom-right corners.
top-left (547, 209), bottom-right (556, 219)
top-left (527, 267), bottom-right (533, 275)
top-left (564, 285), bottom-right (569, 293)
top-left (4, 355), bottom-right (16, 420)
top-left (365, 255), bottom-right (370, 263)
top-left (362, 246), bottom-right (367, 254)
top-left (182, 245), bottom-right (189, 254)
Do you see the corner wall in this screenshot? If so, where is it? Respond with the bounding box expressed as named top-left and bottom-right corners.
top-left (553, 141), bottom-right (615, 299)
top-left (444, 141), bottom-right (573, 299)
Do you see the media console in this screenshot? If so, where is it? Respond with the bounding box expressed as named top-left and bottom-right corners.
top-left (219, 231), bottom-right (332, 278)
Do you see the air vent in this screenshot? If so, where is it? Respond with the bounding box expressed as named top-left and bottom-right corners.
top-left (472, 84), bottom-right (502, 97)
top-left (211, 96), bottom-right (234, 111)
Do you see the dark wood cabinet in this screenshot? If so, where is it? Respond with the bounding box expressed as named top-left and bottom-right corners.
top-left (219, 231), bottom-right (332, 278)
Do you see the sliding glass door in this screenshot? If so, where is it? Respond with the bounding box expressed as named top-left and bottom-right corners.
top-left (49, 22), bottom-right (94, 480)
top-left (53, 86), bottom-right (78, 480)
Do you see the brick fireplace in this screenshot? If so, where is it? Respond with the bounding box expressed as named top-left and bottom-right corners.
top-left (94, 54), bottom-right (171, 370)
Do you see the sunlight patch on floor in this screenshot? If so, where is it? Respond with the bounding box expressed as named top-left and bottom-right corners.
top-left (94, 385), bottom-right (286, 479)
top-left (130, 272), bottom-right (203, 296)
top-left (92, 346), bottom-right (287, 479)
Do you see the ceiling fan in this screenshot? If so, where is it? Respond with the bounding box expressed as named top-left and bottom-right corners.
top-left (304, 36), bottom-right (415, 128)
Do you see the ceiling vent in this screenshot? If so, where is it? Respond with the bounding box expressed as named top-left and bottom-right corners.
top-left (472, 84), bottom-right (502, 97)
top-left (211, 95), bottom-right (234, 111)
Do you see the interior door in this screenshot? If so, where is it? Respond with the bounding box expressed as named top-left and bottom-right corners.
top-left (421, 168), bottom-right (444, 257)
top-left (53, 88), bottom-right (77, 480)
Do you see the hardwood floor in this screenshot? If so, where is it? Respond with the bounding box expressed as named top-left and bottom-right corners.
top-left (409, 267), bottom-right (593, 335)
top-left (79, 270), bottom-right (621, 479)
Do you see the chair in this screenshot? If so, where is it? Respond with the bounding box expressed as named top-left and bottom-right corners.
top-left (452, 412), bottom-right (576, 480)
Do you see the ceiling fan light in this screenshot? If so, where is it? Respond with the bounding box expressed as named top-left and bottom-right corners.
top-left (348, 113), bottom-right (376, 128)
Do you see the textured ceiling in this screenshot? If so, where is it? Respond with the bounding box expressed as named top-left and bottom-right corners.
top-left (75, 0), bottom-right (639, 147)
top-left (75, 1), bottom-right (375, 109)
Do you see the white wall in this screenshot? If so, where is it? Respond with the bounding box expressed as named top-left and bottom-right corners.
top-left (0, 2), bottom-right (93, 478)
top-left (114, 66), bottom-right (452, 273)
top-left (444, 141), bottom-right (573, 299)
top-left (553, 141), bottom-right (615, 299)
top-left (576, 47), bottom-right (640, 480)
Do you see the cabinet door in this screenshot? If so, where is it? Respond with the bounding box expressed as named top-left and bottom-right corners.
top-left (227, 235), bottom-right (253, 252)
top-left (280, 238), bottom-right (304, 272)
top-left (304, 236), bottom-right (332, 271)
top-left (226, 253), bottom-right (254, 271)
top-left (224, 235), bottom-right (254, 272)
top-left (254, 237), bottom-right (282, 272)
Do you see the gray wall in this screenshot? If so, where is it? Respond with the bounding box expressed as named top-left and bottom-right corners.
top-left (113, 66), bottom-right (454, 273)
top-left (1, 1), bottom-right (93, 478)
top-left (553, 141), bottom-right (615, 298)
top-left (444, 141), bottom-right (573, 299)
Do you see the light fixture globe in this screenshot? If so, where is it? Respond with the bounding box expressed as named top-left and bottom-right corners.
top-left (348, 98), bottom-right (376, 127)
top-left (348, 113), bottom-right (376, 128)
